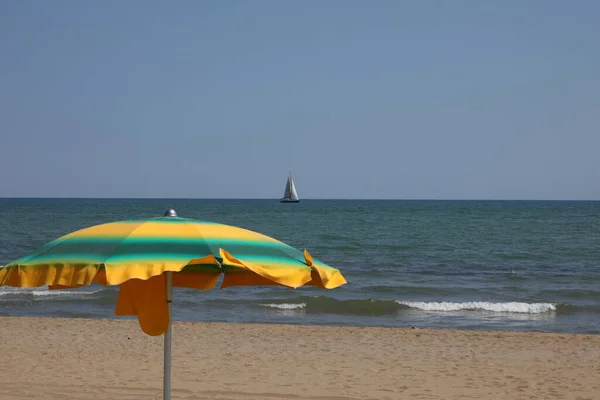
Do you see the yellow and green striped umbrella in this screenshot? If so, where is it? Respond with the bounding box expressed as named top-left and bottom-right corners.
top-left (0, 210), bottom-right (346, 400)
top-left (0, 211), bottom-right (346, 334)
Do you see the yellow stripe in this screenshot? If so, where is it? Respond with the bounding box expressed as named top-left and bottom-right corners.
top-left (64, 221), bottom-right (280, 242)
top-left (195, 224), bottom-right (280, 242)
top-left (0, 254), bottom-right (222, 288)
top-left (61, 221), bottom-right (143, 239)
top-left (220, 249), bottom-right (311, 288)
top-left (0, 263), bottom-right (100, 287)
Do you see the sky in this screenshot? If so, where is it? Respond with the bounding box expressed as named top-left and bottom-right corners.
top-left (0, 0), bottom-right (599, 200)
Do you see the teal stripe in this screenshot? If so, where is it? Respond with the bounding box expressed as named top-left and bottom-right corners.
top-left (19, 239), bottom-right (299, 260)
top-left (10, 253), bottom-right (309, 267)
top-left (10, 254), bottom-right (108, 265)
top-left (11, 253), bottom-right (204, 266)
top-left (221, 254), bottom-right (306, 266)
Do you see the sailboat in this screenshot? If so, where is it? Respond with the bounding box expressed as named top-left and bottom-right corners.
top-left (280, 171), bottom-right (300, 203)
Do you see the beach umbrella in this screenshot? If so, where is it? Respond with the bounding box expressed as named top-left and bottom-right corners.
top-left (0, 209), bottom-right (346, 400)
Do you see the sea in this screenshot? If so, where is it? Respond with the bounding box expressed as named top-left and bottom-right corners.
top-left (1, 198), bottom-right (599, 334)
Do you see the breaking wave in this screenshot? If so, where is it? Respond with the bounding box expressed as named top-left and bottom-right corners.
top-left (256, 297), bottom-right (559, 315)
top-left (396, 301), bottom-right (556, 313)
top-left (260, 303), bottom-right (306, 310)
top-left (0, 287), bottom-right (104, 299)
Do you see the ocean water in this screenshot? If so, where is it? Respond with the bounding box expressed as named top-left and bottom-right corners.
top-left (1, 198), bottom-right (599, 334)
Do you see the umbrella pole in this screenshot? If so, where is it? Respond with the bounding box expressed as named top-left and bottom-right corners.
top-left (163, 271), bottom-right (173, 400)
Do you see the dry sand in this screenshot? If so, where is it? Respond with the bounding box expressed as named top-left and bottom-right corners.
top-left (0, 317), bottom-right (598, 400)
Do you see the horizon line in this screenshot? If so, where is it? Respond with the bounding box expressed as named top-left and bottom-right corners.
top-left (1, 197), bottom-right (599, 202)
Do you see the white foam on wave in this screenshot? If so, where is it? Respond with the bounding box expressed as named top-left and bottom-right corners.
top-left (396, 301), bottom-right (556, 314)
top-left (32, 289), bottom-right (102, 297)
top-left (0, 287), bottom-right (103, 297)
top-left (259, 303), bottom-right (306, 310)
top-left (0, 288), bottom-right (26, 296)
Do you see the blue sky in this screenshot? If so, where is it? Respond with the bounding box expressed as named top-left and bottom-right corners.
top-left (1, 0), bottom-right (598, 199)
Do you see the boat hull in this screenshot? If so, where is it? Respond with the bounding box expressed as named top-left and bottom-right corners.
top-left (280, 198), bottom-right (300, 203)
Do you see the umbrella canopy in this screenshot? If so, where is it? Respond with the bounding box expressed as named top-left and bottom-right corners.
top-left (0, 211), bottom-right (346, 335)
top-left (0, 210), bottom-right (347, 400)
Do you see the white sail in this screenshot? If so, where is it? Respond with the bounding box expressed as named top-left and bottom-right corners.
top-left (281, 172), bottom-right (299, 202)
top-left (289, 179), bottom-right (299, 201)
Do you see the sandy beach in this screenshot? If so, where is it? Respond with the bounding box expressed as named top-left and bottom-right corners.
top-left (0, 317), bottom-right (598, 400)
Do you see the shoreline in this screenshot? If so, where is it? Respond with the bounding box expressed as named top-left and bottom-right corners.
top-left (2, 314), bottom-right (599, 336)
top-left (3, 313), bottom-right (598, 336)
top-left (1, 316), bottom-right (599, 399)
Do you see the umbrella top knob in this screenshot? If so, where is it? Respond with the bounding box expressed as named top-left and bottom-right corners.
top-left (164, 209), bottom-right (178, 217)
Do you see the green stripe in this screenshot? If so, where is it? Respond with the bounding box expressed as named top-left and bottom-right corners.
top-left (220, 254), bottom-right (306, 265)
top-left (38, 241), bottom-right (212, 257)
top-left (18, 239), bottom-right (300, 260)
top-left (10, 253), bottom-right (308, 267)
top-left (10, 253), bottom-right (200, 266)
top-left (11, 255), bottom-right (109, 265)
